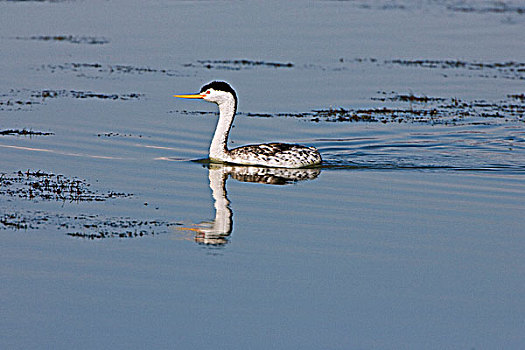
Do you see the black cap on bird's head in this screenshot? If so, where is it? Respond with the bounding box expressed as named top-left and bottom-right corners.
top-left (174, 81), bottom-right (238, 109)
top-left (200, 81), bottom-right (237, 102)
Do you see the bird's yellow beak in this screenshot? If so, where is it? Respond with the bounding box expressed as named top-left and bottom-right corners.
top-left (173, 93), bottom-right (204, 99)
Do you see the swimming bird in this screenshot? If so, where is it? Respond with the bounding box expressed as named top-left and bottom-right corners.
top-left (174, 81), bottom-right (322, 168)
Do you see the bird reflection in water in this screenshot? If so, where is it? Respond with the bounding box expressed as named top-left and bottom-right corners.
top-left (178, 164), bottom-right (321, 246)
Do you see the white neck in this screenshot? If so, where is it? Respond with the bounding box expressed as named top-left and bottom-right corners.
top-left (209, 97), bottom-right (236, 160)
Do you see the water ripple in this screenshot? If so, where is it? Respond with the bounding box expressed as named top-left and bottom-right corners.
top-left (316, 124), bottom-right (525, 173)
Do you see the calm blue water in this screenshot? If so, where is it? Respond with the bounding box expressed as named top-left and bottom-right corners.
top-left (1, 1), bottom-right (524, 349)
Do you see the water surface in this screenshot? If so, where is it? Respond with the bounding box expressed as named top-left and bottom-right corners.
top-left (1, 1), bottom-right (524, 349)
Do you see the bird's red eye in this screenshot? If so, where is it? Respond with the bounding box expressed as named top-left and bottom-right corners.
top-left (206, 90), bottom-right (211, 94)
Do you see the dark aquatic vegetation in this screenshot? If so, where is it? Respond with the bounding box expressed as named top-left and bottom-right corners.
top-left (351, 0), bottom-right (525, 15)
top-left (0, 97), bottom-right (39, 111)
top-left (2, 0), bottom-right (71, 3)
top-left (334, 57), bottom-right (525, 80)
top-left (508, 93), bottom-right (525, 101)
top-left (0, 210), bottom-right (181, 239)
top-left (96, 132), bottom-right (143, 138)
top-left (15, 35), bottom-right (109, 45)
top-left (0, 170), bottom-right (131, 202)
top-left (66, 218), bottom-right (181, 240)
top-left (0, 213), bottom-right (32, 230)
top-left (447, 2), bottom-right (525, 14)
top-left (0, 88), bottom-right (142, 114)
top-left (384, 59), bottom-right (525, 80)
top-left (303, 93), bottom-right (524, 125)
top-left (0, 129), bottom-right (53, 136)
top-left (371, 92), bottom-right (446, 103)
top-left (174, 93), bottom-right (524, 125)
top-left (41, 62), bottom-right (183, 77)
top-left (184, 59), bottom-right (294, 70)
top-left (32, 89), bottom-right (142, 101)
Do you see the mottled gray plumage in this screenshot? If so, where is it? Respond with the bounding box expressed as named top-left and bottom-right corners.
top-left (228, 143), bottom-right (322, 168)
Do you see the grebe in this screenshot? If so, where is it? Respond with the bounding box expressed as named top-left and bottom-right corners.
top-left (174, 81), bottom-right (322, 168)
